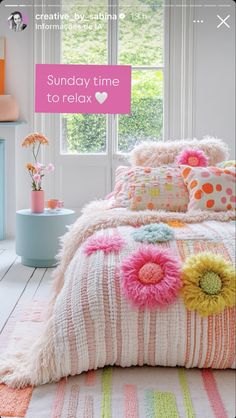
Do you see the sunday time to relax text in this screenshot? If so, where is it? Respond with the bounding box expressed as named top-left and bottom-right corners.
top-left (47, 75), bottom-right (120, 104)
top-left (35, 64), bottom-right (131, 114)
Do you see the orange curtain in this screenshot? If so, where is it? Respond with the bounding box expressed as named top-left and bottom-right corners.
top-left (0, 37), bottom-right (5, 95)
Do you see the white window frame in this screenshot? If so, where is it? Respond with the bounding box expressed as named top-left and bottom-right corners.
top-left (33, 0), bottom-right (196, 140)
top-left (34, 0), bottom-right (169, 152)
top-left (108, 0), bottom-right (167, 160)
top-left (33, 0), bottom-right (195, 194)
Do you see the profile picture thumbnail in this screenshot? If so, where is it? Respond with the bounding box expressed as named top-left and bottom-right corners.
top-left (8, 11), bottom-right (28, 32)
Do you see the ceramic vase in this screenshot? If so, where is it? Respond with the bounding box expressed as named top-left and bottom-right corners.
top-left (0, 95), bottom-right (19, 122)
top-left (31, 190), bottom-right (44, 213)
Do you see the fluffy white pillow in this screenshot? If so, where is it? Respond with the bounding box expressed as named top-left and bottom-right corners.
top-left (130, 137), bottom-right (229, 167)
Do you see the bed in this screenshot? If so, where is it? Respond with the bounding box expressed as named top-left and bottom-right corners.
top-left (0, 138), bottom-right (235, 388)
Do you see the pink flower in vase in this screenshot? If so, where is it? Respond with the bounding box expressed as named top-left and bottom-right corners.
top-left (22, 133), bottom-right (54, 192)
top-left (35, 162), bottom-right (44, 172)
top-left (33, 173), bottom-right (41, 183)
top-left (46, 163), bottom-right (55, 172)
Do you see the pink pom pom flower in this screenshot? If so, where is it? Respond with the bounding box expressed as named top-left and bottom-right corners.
top-left (85, 235), bottom-right (124, 255)
top-left (176, 149), bottom-right (209, 167)
top-left (121, 246), bottom-right (182, 309)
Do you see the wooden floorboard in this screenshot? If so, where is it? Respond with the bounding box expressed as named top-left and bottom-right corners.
top-left (0, 242), bottom-right (56, 418)
top-left (0, 239), bottom-right (15, 251)
top-left (0, 249), bottom-right (18, 283)
top-left (0, 241), bottom-right (54, 335)
top-left (15, 266), bottom-right (47, 303)
top-left (0, 259), bottom-right (35, 333)
top-left (35, 267), bottom-right (54, 299)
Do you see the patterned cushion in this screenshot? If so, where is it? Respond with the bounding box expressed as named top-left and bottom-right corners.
top-left (112, 166), bottom-right (189, 212)
top-left (181, 165), bottom-right (236, 211)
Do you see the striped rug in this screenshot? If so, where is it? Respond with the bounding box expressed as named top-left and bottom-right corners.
top-left (0, 301), bottom-right (235, 418)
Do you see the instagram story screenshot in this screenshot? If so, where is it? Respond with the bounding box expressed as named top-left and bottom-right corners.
top-left (0, 1), bottom-right (235, 417)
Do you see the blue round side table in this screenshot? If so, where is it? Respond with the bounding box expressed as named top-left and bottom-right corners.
top-left (16, 209), bottom-right (76, 267)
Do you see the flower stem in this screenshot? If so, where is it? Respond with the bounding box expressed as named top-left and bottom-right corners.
top-left (32, 144), bottom-right (37, 163)
top-left (35, 142), bottom-right (41, 162)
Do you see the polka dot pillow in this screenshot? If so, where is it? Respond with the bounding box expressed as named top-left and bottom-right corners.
top-left (112, 166), bottom-right (189, 212)
top-left (181, 165), bottom-right (236, 211)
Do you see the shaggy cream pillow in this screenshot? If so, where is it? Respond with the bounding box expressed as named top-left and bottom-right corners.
top-left (130, 137), bottom-right (229, 167)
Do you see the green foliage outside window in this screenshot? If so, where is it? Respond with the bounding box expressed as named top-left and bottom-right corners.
top-left (61, 0), bottom-right (163, 153)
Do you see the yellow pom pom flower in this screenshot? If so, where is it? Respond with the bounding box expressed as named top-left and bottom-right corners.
top-left (181, 252), bottom-right (236, 316)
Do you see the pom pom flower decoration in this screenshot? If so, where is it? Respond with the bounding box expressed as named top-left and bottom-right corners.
top-left (181, 252), bottom-right (235, 316)
top-left (84, 235), bottom-right (124, 255)
top-left (121, 246), bottom-right (182, 309)
top-left (22, 133), bottom-right (54, 191)
top-left (176, 148), bottom-right (209, 167)
top-left (132, 223), bottom-right (174, 243)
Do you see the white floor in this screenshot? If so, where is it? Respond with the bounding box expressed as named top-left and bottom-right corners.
top-left (0, 240), bottom-right (54, 418)
top-left (0, 239), bottom-right (53, 337)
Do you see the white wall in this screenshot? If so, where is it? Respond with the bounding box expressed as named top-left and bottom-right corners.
top-left (0, 2), bottom-right (34, 127)
top-left (0, 123), bottom-right (30, 237)
top-left (0, 2), bottom-right (33, 237)
top-left (194, 0), bottom-right (235, 158)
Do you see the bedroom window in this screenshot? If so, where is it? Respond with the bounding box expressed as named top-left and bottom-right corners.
top-left (61, 0), bottom-right (164, 154)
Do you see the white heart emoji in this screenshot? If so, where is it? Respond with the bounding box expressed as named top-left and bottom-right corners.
top-left (95, 92), bottom-right (108, 104)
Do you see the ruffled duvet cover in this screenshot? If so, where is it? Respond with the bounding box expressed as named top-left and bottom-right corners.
top-left (0, 201), bottom-right (235, 388)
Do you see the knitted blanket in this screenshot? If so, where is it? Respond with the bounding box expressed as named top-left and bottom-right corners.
top-left (0, 203), bottom-right (235, 388)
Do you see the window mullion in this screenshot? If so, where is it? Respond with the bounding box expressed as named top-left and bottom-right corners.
top-left (108, 0), bottom-right (119, 166)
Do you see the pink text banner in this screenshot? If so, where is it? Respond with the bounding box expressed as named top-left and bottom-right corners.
top-left (35, 64), bottom-right (131, 114)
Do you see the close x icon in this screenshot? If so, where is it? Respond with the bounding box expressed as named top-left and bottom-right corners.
top-left (217, 14), bottom-right (231, 29)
